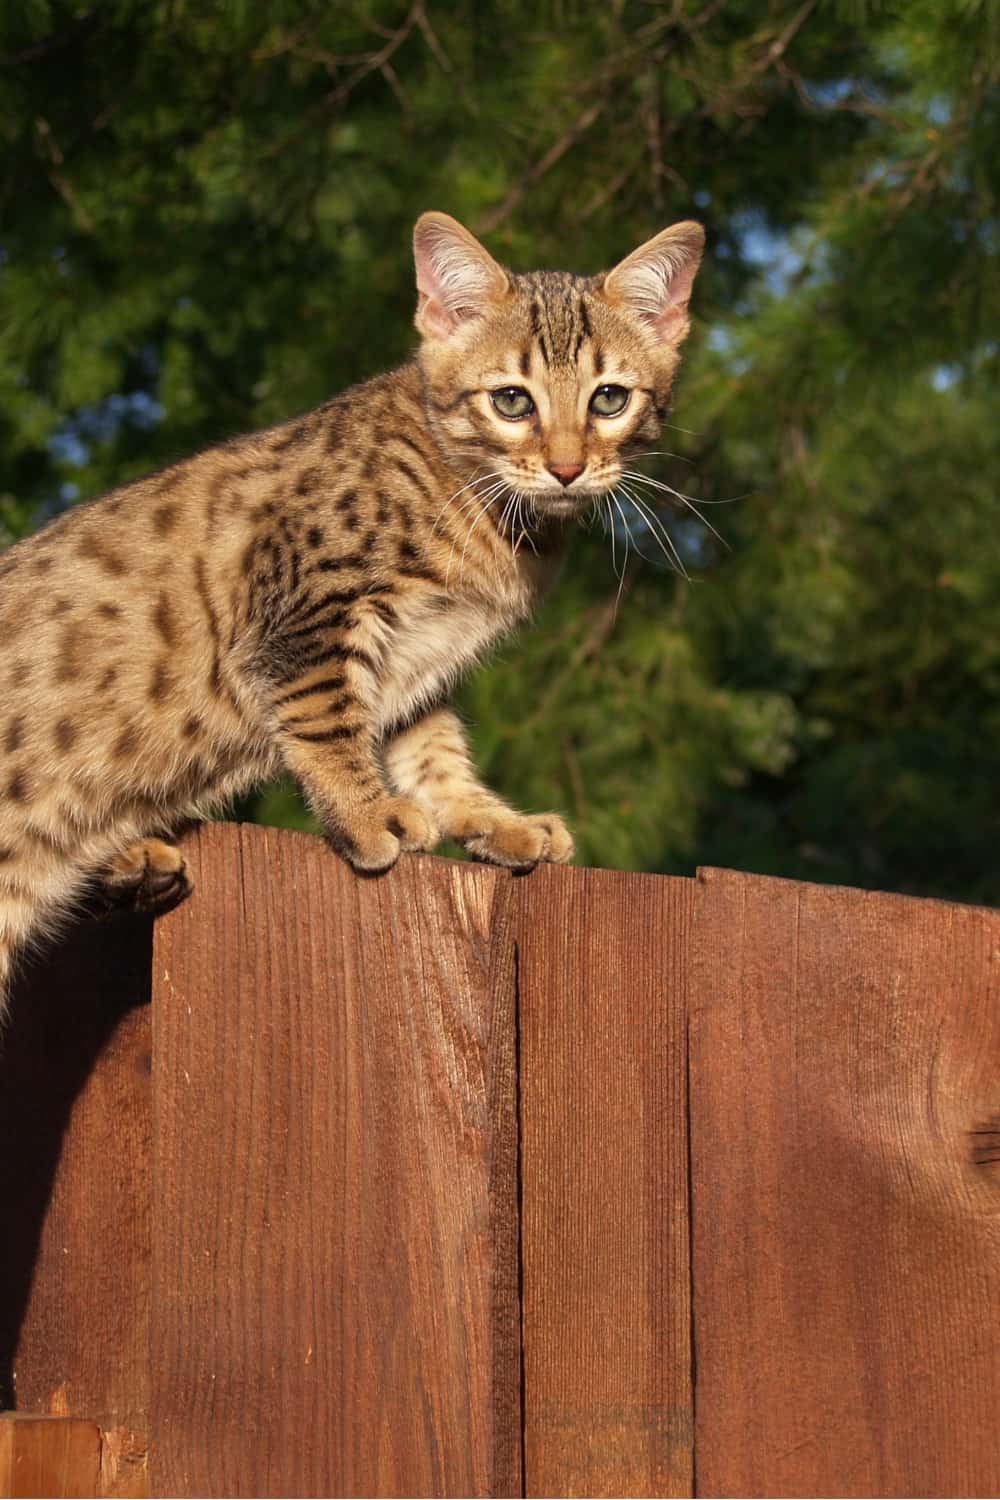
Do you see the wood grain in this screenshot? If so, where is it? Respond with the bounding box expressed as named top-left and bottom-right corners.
top-left (689, 867), bottom-right (1000, 1498)
top-left (150, 823), bottom-right (521, 1499)
top-left (517, 865), bottom-right (694, 1498)
top-left (8, 824), bottom-right (1000, 1499)
top-left (0, 1415), bottom-right (100, 1498)
top-left (1, 912), bottom-right (152, 1454)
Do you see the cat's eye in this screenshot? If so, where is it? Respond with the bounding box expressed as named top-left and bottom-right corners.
top-left (590, 384), bottom-right (630, 417)
top-left (490, 387), bottom-right (535, 420)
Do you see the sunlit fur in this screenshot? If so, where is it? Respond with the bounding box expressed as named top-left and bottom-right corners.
top-left (0, 211), bottom-right (702, 1019)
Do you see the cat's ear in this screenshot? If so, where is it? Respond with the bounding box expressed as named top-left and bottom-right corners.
top-left (600, 221), bottom-right (705, 344)
top-left (413, 212), bottom-right (509, 339)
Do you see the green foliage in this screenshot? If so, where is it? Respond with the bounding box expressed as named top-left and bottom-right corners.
top-left (1, 0), bottom-right (998, 902)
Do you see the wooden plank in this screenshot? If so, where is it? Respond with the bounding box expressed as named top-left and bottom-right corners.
top-left (0, 1415), bottom-right (100, 1498)
top-left (0, 911), bottom-right (152, 1469)
top-left (689, 867), bottom-right (1000, 1498)
top-left (150, 824), bottom-right (521, 1499)
top-left (518, 865), bottom-right (694, 1498)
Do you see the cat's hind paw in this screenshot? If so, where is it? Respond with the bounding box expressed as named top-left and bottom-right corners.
top-left (95, 837), bottom-right (193, 917)
top-left (460, 811), bottom-right (574, 871)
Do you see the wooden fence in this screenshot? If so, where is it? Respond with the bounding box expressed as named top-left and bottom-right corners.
top-left (1, 822), bottom-right (998, 1498)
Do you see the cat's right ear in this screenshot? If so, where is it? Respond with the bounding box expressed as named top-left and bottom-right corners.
top-left (413, 212), bottom-right (509, 340)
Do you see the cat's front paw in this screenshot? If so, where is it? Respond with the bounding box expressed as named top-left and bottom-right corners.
top-left (460, 811), bottom-right (574, 871)
top-left (327, 796), bottom-right (439, 875)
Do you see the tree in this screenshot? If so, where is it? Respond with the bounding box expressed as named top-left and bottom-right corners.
top-left (1, 0), bottom-right (998, 901)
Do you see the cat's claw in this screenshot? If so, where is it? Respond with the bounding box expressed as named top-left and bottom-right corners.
top-left (461, 812), bottom-right (574, 870)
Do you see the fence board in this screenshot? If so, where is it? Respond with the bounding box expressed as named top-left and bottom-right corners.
top-left (689, 867), bottom-right (1000, 1498)
top-left (518, 866), bottom-right (694, 1498)
top-left (6, 826), bottom-right (1000, 1499)
top-left (0, 1415), bottom-right (101, 1499)
top-left (1, 913), bottom-right (152, 1457)
top-left (150, 824), bottom-right (520, 1499)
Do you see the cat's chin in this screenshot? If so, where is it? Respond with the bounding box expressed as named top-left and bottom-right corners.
top-left (528, 492), bottom-right (593, 519)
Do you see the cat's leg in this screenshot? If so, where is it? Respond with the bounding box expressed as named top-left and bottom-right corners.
top-left (0, 832), bottom-right (36, 1020)
top-left (385, 707), bottom-right (574, 870)
top-left (273, 660), bottom-right (439, 873)
top-left (0, 929), bottom-right (14, 1024)
top-left (92, 836), bottom-right (193, 916)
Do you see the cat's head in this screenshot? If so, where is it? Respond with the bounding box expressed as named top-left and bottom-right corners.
top-left (413, 211), bottom-right (704, 516)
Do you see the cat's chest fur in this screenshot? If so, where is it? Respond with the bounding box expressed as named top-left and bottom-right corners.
top-left (374, 591), bottom-right (517, 733)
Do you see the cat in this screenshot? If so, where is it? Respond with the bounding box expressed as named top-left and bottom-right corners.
top-left (0, 210), bottom-right (703, 1017)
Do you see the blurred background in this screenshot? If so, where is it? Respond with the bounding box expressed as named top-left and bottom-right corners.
top-left (1, 0), bottom-right (998, 903)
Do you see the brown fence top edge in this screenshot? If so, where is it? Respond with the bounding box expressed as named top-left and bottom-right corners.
top-left (696, 862), bottom-right (1000, 920)
top-left (205, 820), bottom-right (698, 892)
top-left (193, 824), bottom-right (1000, 920)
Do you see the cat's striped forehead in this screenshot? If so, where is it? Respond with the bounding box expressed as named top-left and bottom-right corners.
top-left (514, 271), bottom-right (597, 369)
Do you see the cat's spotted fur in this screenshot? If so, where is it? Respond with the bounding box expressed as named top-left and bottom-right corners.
top-left (0, 212), bottom-right (703, 1016)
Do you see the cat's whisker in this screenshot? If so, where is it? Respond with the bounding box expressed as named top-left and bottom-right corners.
top-left (621, 467), bottom-right (742, 506)
top-left (618, 483), bottom-right (689, 580)
top-left (511, 494), bottom-right (526, 557)
top-left (497, 490), bottom-right (518, 543)
top-left (430, 473), bottom-right (489, 535)
top-left (440, 480), bottom-right (497, 552)
top-left (578, 497), bottom-right (601, 533)
top-left (446, 481), bottom-right (508, 588)
top-left (621, 471), bottom-right (731, 551)
top-left (442, 480), bottom-right (500, 571)
top-left (512, 494), bottom-right (531, 558)
top-left (611, 483), bottom-right (674, 574)
top-left (620, 470), bottom-right (703, 506)
top-left (524, 497), bottom-right (539, 553)
top-left (440, 489), bottom-right (492, 536)
top-left (447, 479), bottom-right (509, 534)
top-left (514, 494), bottom-right (539, 557)
top-left (625, 449), bottom-right (691, 465)
top-left (452, 480), bottom-right (515, 591)
top-left (607, 490), bottom-right (633, 614)
top-left (492, 494), bottom-right (522, 584)
top-left (431, 469), bottom-right (507, 535)
top-left (631, 490), bottom-right (747, 506)
top-left (604, 494), bottom-right (618, 580)
top-left (622, 482), bottom-right (692, 578)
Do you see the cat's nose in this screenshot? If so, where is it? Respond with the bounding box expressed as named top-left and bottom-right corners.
top-left (548, 462), bottom-right (585, 487)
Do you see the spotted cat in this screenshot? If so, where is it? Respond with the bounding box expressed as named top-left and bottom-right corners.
top-left (0, 211), bottom-right (703, 1015)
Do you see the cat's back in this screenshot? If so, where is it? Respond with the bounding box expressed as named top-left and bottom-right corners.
top-left (0, 401), bottom-right (329, 632)
top-left (0, 425), bottom-right (280, 745)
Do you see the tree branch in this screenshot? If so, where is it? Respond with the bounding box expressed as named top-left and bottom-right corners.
top-left (476, 99), bottom-right (606, 235)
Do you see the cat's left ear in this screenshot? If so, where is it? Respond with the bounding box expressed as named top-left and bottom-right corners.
top-left (413, 212), bottom-right (509, 340)
top-left (600, 221), bottom-right (705, 344)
